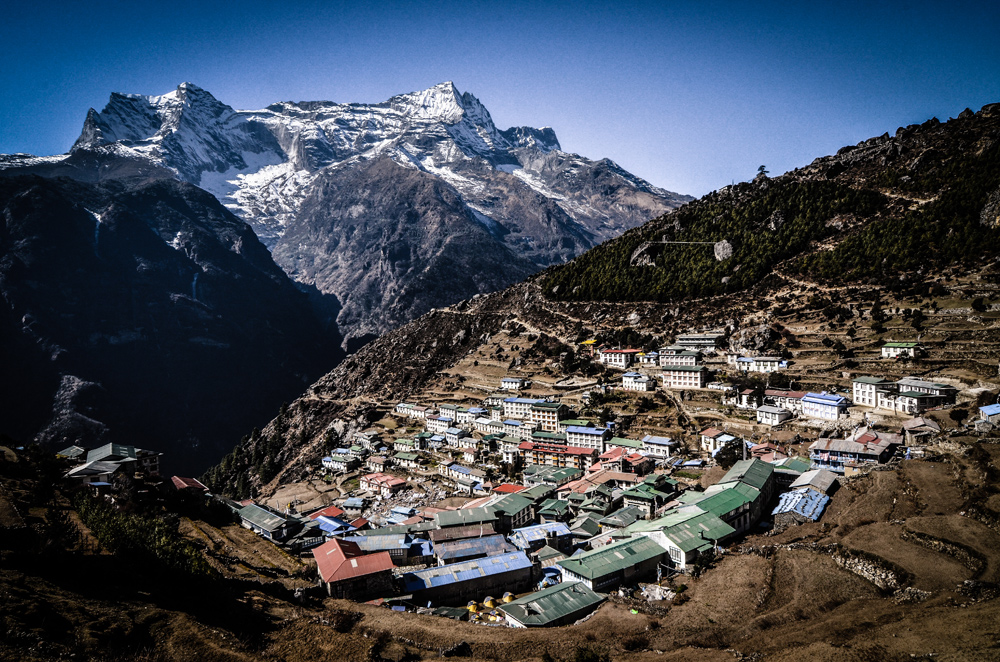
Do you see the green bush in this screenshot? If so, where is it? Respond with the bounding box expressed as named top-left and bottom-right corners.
top-left (74, 494), bottom-right (217, 581)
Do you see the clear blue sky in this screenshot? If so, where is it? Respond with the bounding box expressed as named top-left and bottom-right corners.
top-left (2, 0), bottom-right (998, 197)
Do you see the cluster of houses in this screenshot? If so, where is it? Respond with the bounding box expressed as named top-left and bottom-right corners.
top-left (732, 375), bottom-right (957, 429)
top-left (283, 454), bottom-right (839, 625)
top-left (233, 331), bottom-right (966, 625)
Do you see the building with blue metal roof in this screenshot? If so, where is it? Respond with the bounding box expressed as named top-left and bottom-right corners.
top-left (510, 522), bottom-right (573, 552)
top-left (771, 487), bottom-right (830, 531)
top-left (801, 392), bottom-right (849, 421)
top-left (434, 534), bottom-right (516, 565)
top-left (402, 551), bottom-right (535, 605)
top-left (980, 403), bottom-right (1000, 424)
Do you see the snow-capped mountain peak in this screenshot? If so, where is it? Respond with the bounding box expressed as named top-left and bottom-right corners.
top-left (64, 82), bottom-right (688, 277)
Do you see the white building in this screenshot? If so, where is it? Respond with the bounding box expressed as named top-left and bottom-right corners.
top-left (426, 415), bottom-right (453, 434)
top-left (474, 418), bottom-right (505, 435)
top-left (565, 426), bottom-right (611, 451)
top-left (639, 434), bottom-right (674, 458)
top-left (675, 333), bottom-right (726, 350)
top-left (661, 365), bottom-right (709, 389)
top-left (504, 419), bottom-right (538, 440)
top-left (503, 397), bottom-right (548, 420)
top-left (622, 372), bottom-right (656, 392)
top-left (756, 406), bottom-right (793, 426)
top-left (735, 356), bottom-right (783, 373)
top-left (501, 377), bottom-right (529, 390)
top-left (659, 350), bottom-right (701, 367)
top-left (881, 342), bottom-right (923, 359)
top-left (801, 393), bottom-right (849, 421)
top-left (598, 348), bottom-right (643, 369)
top-left (852, 377), bottom-right (894, 408)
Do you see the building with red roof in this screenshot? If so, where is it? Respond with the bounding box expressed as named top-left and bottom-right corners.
top-left (517, 441), bottom-right (597, 470)
top-left (170, 476), bottom-right (209, 492)
top-left (360, 472), bottom-right (407, 497)
top-left (492, 483), bottom-right (526, 494)
top-left (308, 504), bottom-right (346, 520)
top-left (313, 538), bottom-right (395, 600)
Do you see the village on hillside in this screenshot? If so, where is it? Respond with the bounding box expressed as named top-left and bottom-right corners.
top-left (54, 323), bottom-right (1000, 629)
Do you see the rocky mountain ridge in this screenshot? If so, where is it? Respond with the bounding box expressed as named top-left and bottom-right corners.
top-left (40, 81), bottom-right (690, 344)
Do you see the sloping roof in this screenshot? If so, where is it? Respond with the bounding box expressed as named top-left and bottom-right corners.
top-left (238, 504), bottom-right (288, 532)
top-left (757, 405), bottom-right (791, 415)
top-left (852, 376), bottom-right (893, 385)
top-left (402, 552), bottom-right (532, 592)
top-left (569, 514), bottom-right (602, 537)
top-left (557, 536), bottom-right (665, 579)
top-left (428, 523), bottom-right (497, 543)
top-left (659, 511), bottom-right (736, 552)
top-left (534, 545), bottom-right (567, 564)
top-left (435, 508), bottom-right (498, 528)
top-left (65, 460), bottom-right (122, 478)
top-left (489, 493), bottom-right (534, 516)
top-left (689, 488), bottom-right (752, 517)
top-left (803, 392), bottom-right (848, 405)
top-left (86, 443), bottom-right (137, 463)
top-left (810, 427), bottom-right (902, 456)
top-left (435, 534), bottom-right (516, 560)
top-left (56, 446), bottom-right (87, 459)
top-left (719, 458), bottom-right (774, 491)
top-left (493, 484), bottom-right (526, 494)
top-left (538, 498), bottom-right (570, 516)
top-left (566, 426), bottom-right (608, 436)
top-left (599, 506), bottom-right (644, 528)
top-left (607, 436), bottom-right (642, 449)
top-left (313, 538), bottom-right (394, 583)
top-left (510, 522), bottom-right (573, 548)
top-left (979, 404), bottom-right (1000, 417)
top-left (790, 469), bottom-right (838, 494)
top-left (499, 581), bottom-right (605, 626)
top-left (171, 476), bottom-right (208, 491)
top-left (903, 416), bottom-right (942, 431)
top-left (772, 488), bottom-right (830, 521)
top-left (771, 457), bottom-right (812, 474)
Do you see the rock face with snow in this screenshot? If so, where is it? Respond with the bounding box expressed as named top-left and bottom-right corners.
top-left (67, 82), bottom-right (691, 343)
top-left (0, 175), bottom-right (338, 472)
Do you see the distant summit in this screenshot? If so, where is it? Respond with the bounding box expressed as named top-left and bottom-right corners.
top-left (59, 82), bottom-right (691, 344)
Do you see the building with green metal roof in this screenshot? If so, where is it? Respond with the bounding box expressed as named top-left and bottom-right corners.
top-left (719, 458), bottom-right (774, 492)
top-left (489, 493), bottom-right (535, 531)
top-left (772, 456), bottom-right (813, 488)
top-left (557, 536), bottom-right (667, 591)
top-left (434, 508), bottom-right (498, 529)
top-left (499, 581), bottom-right (606, 627)
top-left (606, 436), bottom-right (643, 450)
top-left (714, 457), bottom-right (775, 531)
top-left (523, 465), bottom-right (582, 488)
top-left (537, 498), bottom-right (571, 522)
top-left (635, 511), bottom-right (735, 571)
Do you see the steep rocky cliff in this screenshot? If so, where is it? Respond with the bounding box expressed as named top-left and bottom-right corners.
top-left (0, 175), bottom-right (339, 472)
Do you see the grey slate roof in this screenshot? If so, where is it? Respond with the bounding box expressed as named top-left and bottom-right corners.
top-left (239, 504), bottom-right (289, 532)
